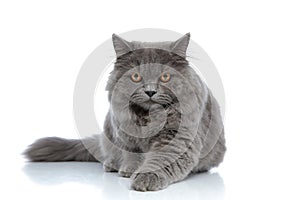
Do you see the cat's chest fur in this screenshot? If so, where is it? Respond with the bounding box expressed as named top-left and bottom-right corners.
top-left (112, 104), bottom-right (181, 152)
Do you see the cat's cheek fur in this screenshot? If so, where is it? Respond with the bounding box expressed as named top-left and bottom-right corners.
top-left (131, 172), bottom-right (169, 191)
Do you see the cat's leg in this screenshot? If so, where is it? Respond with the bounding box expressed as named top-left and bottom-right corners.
top-left (131, 136), bottom-right (200, 191)
top-left (118, 152), bottom-right (144, 178)
top-left (100, 134), bottom-right (121, 172)
top-left (192, 130), bottom-right (226, 173)
top-left (103, 158), bottom-right (119, 172)
top-left (103, 164), bottom-right (117, 172)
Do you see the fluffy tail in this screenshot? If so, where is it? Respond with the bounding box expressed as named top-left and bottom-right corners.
top-left (23, 135), bottom-right (102, 162)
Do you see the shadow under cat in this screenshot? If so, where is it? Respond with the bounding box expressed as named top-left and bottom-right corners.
top-left (23, 162), bottom-right (225, 200)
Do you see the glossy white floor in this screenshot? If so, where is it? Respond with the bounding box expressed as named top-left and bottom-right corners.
top-left (2, 135), bottom-right (299, 200)
top-left (10, 157), bottom-right (224, 200)
top-left (21, 162), bottom-right (224, 200)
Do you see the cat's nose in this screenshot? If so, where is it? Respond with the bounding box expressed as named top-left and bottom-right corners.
top-left (144, 90), bottom-right (157, 97)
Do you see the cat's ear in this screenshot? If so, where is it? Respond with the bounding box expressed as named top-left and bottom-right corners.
top-left (112, 34), bottom-right (133, 57)
top-left (171, 33), bottom-right (190, 57)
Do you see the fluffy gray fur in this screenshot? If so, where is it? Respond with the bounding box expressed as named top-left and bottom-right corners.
top-left (24, 33), bottom-right (226, 191)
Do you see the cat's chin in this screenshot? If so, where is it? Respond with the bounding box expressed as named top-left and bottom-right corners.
top-left (133, 102), bottom-right (155, 111)
top-left (143, 100), bottom-right (168, 110)
top-left (129, 101), bottom-right (162, 113)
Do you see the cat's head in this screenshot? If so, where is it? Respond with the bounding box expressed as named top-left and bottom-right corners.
top-left (106, 33), bottom-right (191, 114)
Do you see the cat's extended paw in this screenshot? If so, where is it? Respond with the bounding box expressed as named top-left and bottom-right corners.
top-left (131, 172), bottom-right (168, 191)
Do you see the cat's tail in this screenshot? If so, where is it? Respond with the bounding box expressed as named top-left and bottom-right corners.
top-left (23, 135), bottom-right (102, 162)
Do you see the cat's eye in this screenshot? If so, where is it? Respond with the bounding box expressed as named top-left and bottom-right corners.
top-left (131, 72), bottom-right (142, 82)
top-left (160, 73), bottom-right (171, 82)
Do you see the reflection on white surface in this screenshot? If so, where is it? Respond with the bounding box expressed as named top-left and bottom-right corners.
top-left (23, 162), bottom-right (224, 200)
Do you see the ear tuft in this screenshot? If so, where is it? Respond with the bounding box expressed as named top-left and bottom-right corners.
top-left (171, 33), bottom-right (190, 58)
top-left (112, 34), bottom-right (132, 57)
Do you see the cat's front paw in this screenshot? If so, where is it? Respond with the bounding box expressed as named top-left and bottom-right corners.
top-left (103, 161), bottom-right (118, 172)
top-left (118, 170), bottom-right (133, 178)
top-left (119, 167), bottom-right (135, 178)
top-left (103, 165), bottom-right (117, 172)
top-left (131, 172), bottom-right (168, 191)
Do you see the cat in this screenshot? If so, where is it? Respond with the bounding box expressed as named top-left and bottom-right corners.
top-left (24, 33), bottom-right (226, 191)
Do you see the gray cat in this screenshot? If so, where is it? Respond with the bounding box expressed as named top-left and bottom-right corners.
top-left (24, 33), bottom-right (226, 191)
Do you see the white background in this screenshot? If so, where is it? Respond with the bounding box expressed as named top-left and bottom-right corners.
top-left (0, 1), bottom-right (300, 200)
